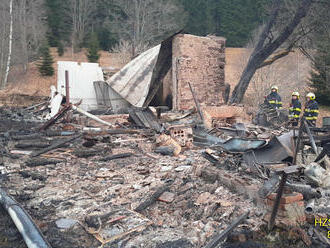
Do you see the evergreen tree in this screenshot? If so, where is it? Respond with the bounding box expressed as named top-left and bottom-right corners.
top-left (177, 0), bottom-right (269, 47)
top-left (57, 41), bottom-right (64, 56)
top-left (38, 43), bottom-right (54, 76)
top-left (310, 36), bottom-right (330, 106)
top-left (96, 27), bottom-right (118, 51)
top-left (45, 0), bottom-right (70, 47)
top-left (178, 0), bottom-right (208, 36)
top-left (86, 33), bottom-right (100, 63)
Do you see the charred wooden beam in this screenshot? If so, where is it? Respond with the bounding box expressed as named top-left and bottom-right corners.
top-left (135, 181), bottom-right (174, 212)
top-left (30, 134), bottom-right (81, 158)
top-left (99, 153), bottom-right (133, 162)
top-left (25, 158), bottom-right (63, 167)
top-left (39, 104), bottom-right (72, 131)
top-left (204, 211), bottom-right (250, 248)
top-left (15, 142), bottom-right (50, 149)
top-left (11, 133), bottom-right (42, 141)
top-left (73, 148), bottom-right (106, 158)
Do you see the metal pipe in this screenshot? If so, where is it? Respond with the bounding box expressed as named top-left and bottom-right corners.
top-left (293, 121), bottom-right (304, 165)
top-left (0, 188), bottom-right (52, 248)
top-left (304, 119), bottom-right (319, 155)
top-left (287, 182), bottom-right (321, 200)
top-left (268, 172), bottom-right (288, 231)
top-left (305, 199), bottom-right (315, 213)
top-left (65, 70), bottom-right (70, 106)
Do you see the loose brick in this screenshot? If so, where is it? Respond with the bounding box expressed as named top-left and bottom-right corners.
top-left (158, 192), bottom-right (175, 203)
top-left (266, 199), bottom-right (304, 211)
top-left (264, 213), bottom-right (306, 227)
top-left (267, 192), bottom-right (303, 204)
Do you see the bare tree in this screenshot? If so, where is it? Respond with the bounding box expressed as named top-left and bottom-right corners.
top-left (229, 0), bottom-right (314, 104)
top-left (67, 0), bottom-right (97, 53)
top-left (15, 0), bottom-right (28, 72)
top-left (0, 0), bottom-right (13, 89)
top-left (0, 0), bottom-right (45, 89)
top-left (112, 0), bottom-right (186, 57)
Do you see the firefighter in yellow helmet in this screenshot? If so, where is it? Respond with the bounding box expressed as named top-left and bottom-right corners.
top-left (264, 85), bottom-right (282, 109)
top-left (289, 92), bottom-right (301, 126)
top-left (303, 92), bottom-right (319, 126)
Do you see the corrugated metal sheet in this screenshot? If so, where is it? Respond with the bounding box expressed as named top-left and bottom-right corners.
top-left (93, 81), bottom-right (131, 112)
top-left (107, 45), bottom-right (161, 107)
top-left (106, 32), bottom-right (179, 108)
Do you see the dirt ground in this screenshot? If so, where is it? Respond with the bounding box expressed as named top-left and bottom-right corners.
top-left (0, 48), bottom-right (127, 99)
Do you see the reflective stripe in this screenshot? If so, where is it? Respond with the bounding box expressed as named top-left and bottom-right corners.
top-left (305, 109), bottom-right (319, 113)
top-left (289, 116), bottom-right (299, 119)
top-left (278, 102), bottom-right (283, 104)
top-left (306, 117), bottom-right (317, 120)
top-left (293, 108), bottom-right (301, 112)
top-left (268, 100), bottom-right (276, 104)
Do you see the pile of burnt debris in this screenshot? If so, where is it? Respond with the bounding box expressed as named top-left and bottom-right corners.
top-left (1, 100), bottom-right (330, 248)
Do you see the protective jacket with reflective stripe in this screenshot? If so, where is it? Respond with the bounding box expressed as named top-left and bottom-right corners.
top-left (303, 100), bottom-right (319, 120)
top-left (289, 99), bottom-right (301, 119)
top-left (265, 92), bottom-right (282, 109)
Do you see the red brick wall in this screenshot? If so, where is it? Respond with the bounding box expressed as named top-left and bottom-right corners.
top-left (172, 34), bottom-right (226, 110)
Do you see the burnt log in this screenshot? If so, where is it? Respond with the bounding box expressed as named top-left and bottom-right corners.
top-left (30, 134), bottom-right (81, 157)
top-left (154, 146), bottom-right (174, 156)
top-left (73, 148), bottom-right (106, 158)
top-left (11, 133), bottom-right (42, 141)
top-left (99, 153), bottom-right (133, 162)
top-left (135, 181), bottom-right (174, 212)
top-left (25, 158), bottom-right (63, 167)
top-left (15, 141), bottom-right (50, 149)
top-left (19, 171), bottom-right (47, 181)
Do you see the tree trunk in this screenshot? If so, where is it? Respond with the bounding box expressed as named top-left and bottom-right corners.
top-left (3, 0), bottom-right (13, 89)
top-left (229, 56), bottom-right (261, 105)
top-left (19, 0), bottom-right (28, 72)
top-left (229, 0), bottom-right (313, 104)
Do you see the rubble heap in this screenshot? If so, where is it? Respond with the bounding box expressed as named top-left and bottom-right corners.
top-left (1, 102), bottom-right (330, 248)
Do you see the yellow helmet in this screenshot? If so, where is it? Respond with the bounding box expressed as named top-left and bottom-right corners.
top-left (306, 92), bottom-right (315, 100)
top-left (271, 85), bottom-right (279, 91)
top-left (292, 92), bottom-right (300, 98)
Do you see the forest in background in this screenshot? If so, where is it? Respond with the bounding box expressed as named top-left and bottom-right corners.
top-left (45, 0), bottom-right (269, 52)
top-left (0, 0), bottom-right (269, 89)
top-left (0, 0), bottom-right (329, 106)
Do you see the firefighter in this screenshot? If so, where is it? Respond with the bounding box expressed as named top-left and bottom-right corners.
top-left (289, 92), bottom-right (301, 126)
top-left (264, 85), bottom-right (283, 109)
top-left (303, 92), bottom-right (319, 126)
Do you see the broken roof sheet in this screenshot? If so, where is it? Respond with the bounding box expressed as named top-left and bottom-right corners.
top-left (106, 32), bottom-right (177, 108)
top-left (106, 45), bottom-right (161, 107)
